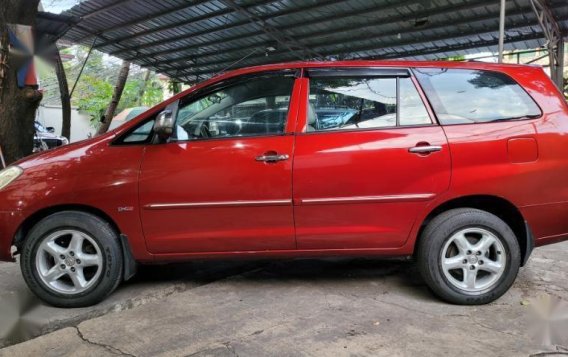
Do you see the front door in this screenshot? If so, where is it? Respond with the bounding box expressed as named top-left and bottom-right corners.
top-left (293, 68), bottom-right (451, 249)
top-left (139, 71), bottom-right (299, 254)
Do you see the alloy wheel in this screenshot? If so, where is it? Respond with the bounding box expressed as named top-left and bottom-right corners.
top-left (35, 229), bottom-right (103, 294)
top-left (441, 227), bottom-right (506, 293)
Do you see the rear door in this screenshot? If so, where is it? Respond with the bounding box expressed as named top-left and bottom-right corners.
top-left (293, 67), bottom-right (451, 249)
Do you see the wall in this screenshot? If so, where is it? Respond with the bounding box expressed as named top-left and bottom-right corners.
top-left (36, 104), bottom-right (95, 143)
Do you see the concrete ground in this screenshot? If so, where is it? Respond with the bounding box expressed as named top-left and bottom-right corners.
top-left (1, 243), bottom-right (568, 356)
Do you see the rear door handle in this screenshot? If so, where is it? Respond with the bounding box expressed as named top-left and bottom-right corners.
top-left (255, 153), bottom-right (289, 163)
top-left (408, 145), bottom-right (442, 154)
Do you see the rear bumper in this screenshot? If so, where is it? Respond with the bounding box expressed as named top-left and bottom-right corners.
top-left (0, 210), bottom-right (25, 262)
top-left (521, 202), bottom-right (568, 250)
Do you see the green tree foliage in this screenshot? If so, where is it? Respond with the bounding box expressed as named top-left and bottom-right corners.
top-left (44, 45), bottom-right (164, 127)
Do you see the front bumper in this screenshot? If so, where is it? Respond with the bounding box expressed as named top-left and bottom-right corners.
top-left (0, 210), bottom-right (25, 262)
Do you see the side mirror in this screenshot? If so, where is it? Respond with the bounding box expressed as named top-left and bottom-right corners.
top-left (46, 127), bottom-right (55, 133)
top-left (153, 109), bottom-right (174, 140)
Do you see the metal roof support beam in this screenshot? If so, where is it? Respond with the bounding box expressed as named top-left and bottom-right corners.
top-left (69, 36), bottom-right (97, 98)
top-left (114, 0), bottom-right (354, 58)
top-left (219, 0), bottom-right (323, 61)
top-left (530, 0), bottom-right (565, 89)
top-left (101, 0), bottom-right (273, 55)
top-left (498, 0), bottom-right (506, 62)
top-left (175, 31), bottom-right (545, 81)
top-left (143, 0), bottom-right (500, 67)
top-left (122, 0), bottom-right (498, 62)
top-left (80, 0), bottom-right (137, 20)
top-left (175, 24), bottom-right (553, 78)
top-left (168, 5), bottom-right (548, 74)
top-left (75, 0), bottom-right (213, 43)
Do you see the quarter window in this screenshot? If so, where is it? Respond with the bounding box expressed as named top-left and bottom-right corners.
top-left (119, 119), bottom-right (155, 144)
top-left (307, 76), bottom-right (431, 132)
top-left (413, 68), bottom-right (541, 125)
top-left (175, 75), bottom-right (295, 140)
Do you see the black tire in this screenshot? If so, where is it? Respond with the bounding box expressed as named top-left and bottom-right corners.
top-left (20, 211), bottom-right (123, 308)
top-left (417, 208), bottom-right (521, 305)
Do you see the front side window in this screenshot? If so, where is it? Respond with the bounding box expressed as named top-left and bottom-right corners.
top-left (413, 68), bottom-right (541, 125)
top-left (175, 74), bottom-right (295, 140)
top-left (307, 75), bottom-right (431, 132)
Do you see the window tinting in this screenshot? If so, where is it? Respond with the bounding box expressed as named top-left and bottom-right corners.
top-left (413, 68), bottom-right (541, 125)
top-left (175, 75), bottom-right (294, 140)
top-left (308, 76), bottom-right (431, 132)
top-left (122, 119), bottom-right (155, 143)
top-left (308, 77), bottom-right (397, 131)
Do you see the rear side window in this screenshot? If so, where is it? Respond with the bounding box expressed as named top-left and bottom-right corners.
top-left (307, 76), bottom-right (431, 132)
top-left (413, 68), bottom-right (541, 125)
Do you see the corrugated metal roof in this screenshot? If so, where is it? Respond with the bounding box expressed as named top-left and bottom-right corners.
top-left (57, 0), bottom-right (568, 82)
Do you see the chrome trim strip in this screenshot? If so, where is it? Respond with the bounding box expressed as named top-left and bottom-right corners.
top-left (145, 199), bottom-right (292, 209)
top-left (300, 193), bottom-right (435, 204)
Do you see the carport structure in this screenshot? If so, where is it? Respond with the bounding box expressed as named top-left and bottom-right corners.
top-left (53, 0), bottom-right (567, 86)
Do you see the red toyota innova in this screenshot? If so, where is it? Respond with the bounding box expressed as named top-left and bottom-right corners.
top-left (1, 61), bottom-right (567, 307)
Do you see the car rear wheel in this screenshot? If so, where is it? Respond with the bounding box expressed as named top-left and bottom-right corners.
top-left (417, 208), bottom-right (520, 305)
top-left (20, 211), bottom-right (123, 307)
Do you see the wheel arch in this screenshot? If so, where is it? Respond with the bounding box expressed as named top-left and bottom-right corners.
top-left (12, 204), bottom-right (121, 253)
top-left (416, 195), bottom-right (532, 265)
top-left (13, 204), bottom-right (137, 281)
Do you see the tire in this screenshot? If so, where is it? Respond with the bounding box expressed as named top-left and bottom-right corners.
top-left (417, 208), bottom-right (520, 305)
top-left (20, 211), bottom-right (123, 308)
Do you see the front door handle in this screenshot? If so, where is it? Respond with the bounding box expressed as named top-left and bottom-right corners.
top-left (408, 145), bottom-right (442, 154)
top-left (255, 153), bottom-right (290, 163)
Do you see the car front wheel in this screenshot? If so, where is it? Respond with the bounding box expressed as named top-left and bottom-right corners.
top-left (20, 211), bottom-right (123, 307)
top-left (417, 208), bottom-right (521, 305)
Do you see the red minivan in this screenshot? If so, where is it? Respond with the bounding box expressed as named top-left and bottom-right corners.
top-left (1, 61), bottom-right (567, 307)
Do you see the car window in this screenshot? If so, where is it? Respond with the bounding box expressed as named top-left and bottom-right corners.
top-left (122, 120), bottom-right (155, 143)
top-left (175, 75), bottom-right (295, 140)
top-left (399, 78), bottom-right (431, 126)
top-left (307, 76), bottom-right (431, 132)
top-left (413, 68), bottom-right (541, 124)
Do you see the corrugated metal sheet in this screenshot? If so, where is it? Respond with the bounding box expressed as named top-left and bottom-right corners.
top-left (57, 0), bottom-right (568, 82)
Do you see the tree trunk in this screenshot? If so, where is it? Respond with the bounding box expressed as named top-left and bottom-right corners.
top-left (137, 69), bottom-right (151, 106)
top-left (0, 0), bottom-right (42, 165)
top-left (54, 49), bottom-right (71, 140)
top-left (96, 60), bottom-right (130, 136)
top-left (169, 80), bottom-right (181, 95)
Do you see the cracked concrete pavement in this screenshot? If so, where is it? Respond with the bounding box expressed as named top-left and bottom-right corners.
top-left (1, 242), bottom-right (568, 356)
top-left (0, 260), bottom-right (259, 348)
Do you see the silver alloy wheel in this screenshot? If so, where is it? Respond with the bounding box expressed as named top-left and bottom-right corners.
top-left (441, 227), bottom-right (506, 293)
top-left (35, 229), bottom-right (103, 294)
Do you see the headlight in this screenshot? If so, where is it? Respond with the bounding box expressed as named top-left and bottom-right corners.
top-left (0, 166), bottom-right (23, 190)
